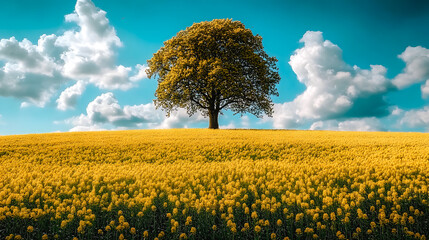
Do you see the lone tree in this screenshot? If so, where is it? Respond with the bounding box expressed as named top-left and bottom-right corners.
top-left (147, 19), bottom-right (280, 129)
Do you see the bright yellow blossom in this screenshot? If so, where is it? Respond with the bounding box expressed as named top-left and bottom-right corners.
top-left (0, 129), bottom-right (427, 239)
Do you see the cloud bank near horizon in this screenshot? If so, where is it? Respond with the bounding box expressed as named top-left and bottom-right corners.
top-left (64, 92), bottom-right (207, 131)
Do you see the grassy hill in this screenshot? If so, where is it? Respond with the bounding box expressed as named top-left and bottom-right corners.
top-left (1, 129), bottom-right (428, 239)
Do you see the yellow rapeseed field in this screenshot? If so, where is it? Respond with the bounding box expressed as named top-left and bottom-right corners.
top-left (0, 129), bottom-right (428, 240)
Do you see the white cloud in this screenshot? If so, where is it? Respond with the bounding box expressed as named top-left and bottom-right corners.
top-left (289, 31), bottom-right (391, 119)
top-left (0, 0), bottom-right (145, 107)
top-left (0, 37), bottom-right (65, 107)
top-left (270, 31), bottom-right (392, 129)
top-left (83, 92), bottom-right (161, 127)
top-left (57, 0), bottom-right (139, 90)
top-left (393, 46), bottom-right (429, 89)
top-left (270, 102), bottom-right (301, 129)
top-left (220, 122), bottom-right (236, 129)
top-left (56, 81), bottom-right (86, 110)
top-left (156, 108), bottom-right (205, 129)
top-left (421, 80), bottom-right (429, 99)
top-left (391, 106), bottom-right (404, 116)
top-left (400, 106), bottom-right (429, 129)
top-left (310, 118), bottom-right (383, 132)
top-left (130, 64), bottom-right (149, 82)
top-left (241, 115), bottom-right (250, 128)
top-left (65, 92), bottom-right (206, 131)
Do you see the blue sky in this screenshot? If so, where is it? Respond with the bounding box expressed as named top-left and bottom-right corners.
top-left (1, 0), bottom-right (429, 134)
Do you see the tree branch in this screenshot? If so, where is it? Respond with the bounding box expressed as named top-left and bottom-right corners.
top-left (190, 97), bottom-right (208, 109)
top-left (219, 99), bottom-right (239, 110)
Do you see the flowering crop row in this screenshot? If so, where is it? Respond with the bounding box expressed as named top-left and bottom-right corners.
top-left (0, 129), bottom-right (428, 239)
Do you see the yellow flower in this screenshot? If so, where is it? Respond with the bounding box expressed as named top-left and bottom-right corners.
top-left (271, 233), bottom-right (276, 239)
top-left (254, 225), bottom-right (261, 233)
top-left (27, 226), bottom-right (34, 233)
top-left (130, 227), bottom-right (136, 235)
top-left (77, 225), bottom-right (84, 234)
top-left (244, 207), bottom-right (250, 214)
top-left (143, 230), bottom-right (149, 238)
top-left (179, 233), bottom-right (187, 239)
top-left (323, 213), bottom-right (329, 221)
top-left (190, 227), bottom-right (196, 234)
top-left (330, 212), bottom-right (336, 221)
top-left (42, 234), bottom-right (48, 240)
top-left (344, 216), bottom-right (350, 223)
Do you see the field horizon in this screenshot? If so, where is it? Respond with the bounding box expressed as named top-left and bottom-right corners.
top-left (2, 128), bottom-right (429, 138)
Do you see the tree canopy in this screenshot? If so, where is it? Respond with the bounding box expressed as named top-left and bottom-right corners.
top-left (147, 19), bottom-right (281, 129)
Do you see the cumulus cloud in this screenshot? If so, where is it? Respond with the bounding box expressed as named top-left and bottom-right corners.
top-left (270, 31), bottom-right (393, 129)
top-left (56, 81), bottom-right (86, 110)
top-left (270, 102), bottom-right (301, 129)
top-left (130, 64), bottom-right (149, 82)
top-left (393, 46), bottom-right (429, 89)
top-left (0, 0), bottom-right (145, 107)
top-left (241, 115), bottom-right (250, 128)
top-left (290, 31), bottom-right (392, 119)
top-left (310, 118), bottom-right (383, 132)
top-left (399, 106), bottom-right (429, 130)
top-left (156, 108), bottom-right (205, 129)
top-left (421, 80), bottom-right (429, 99)
top-left (0, 37), bottom-right (64, 107)
top-left (220, 122), bottom-right (236, 129)
top-left (57, 0), bottom-right (141, 90)
top-left (65, 92), bottom-right (206, 131)
top-left (67, 92), bottom-right (161, 131)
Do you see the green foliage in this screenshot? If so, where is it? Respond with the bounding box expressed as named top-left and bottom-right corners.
top-left (147, 19), bottom-right (281, 128)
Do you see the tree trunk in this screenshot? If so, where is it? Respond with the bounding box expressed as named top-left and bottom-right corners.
top-left (208, 110), bottom-right (219, 129)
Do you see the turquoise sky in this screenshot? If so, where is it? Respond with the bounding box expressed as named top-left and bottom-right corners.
top-left (1, 0), bottom-right (429, 134)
